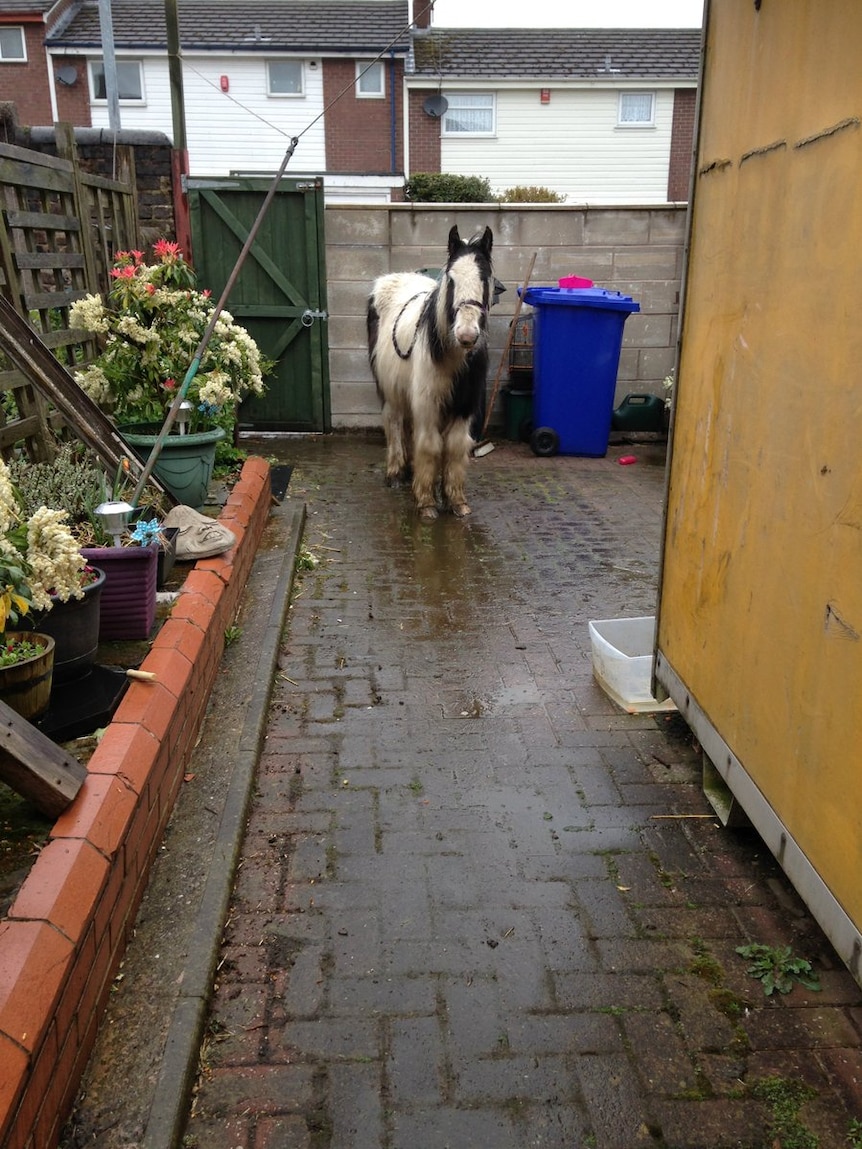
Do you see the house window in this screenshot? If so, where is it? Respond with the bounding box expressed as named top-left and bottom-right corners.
top-left (442, 92), bottom-right (495, 136)
top-left (268, 60), bottom-right (303, 96)
top-left (0, 27), bottom-right (26, 61)
top-left (89, 59), bottom-right (144, 102)
top-left (356, 60), bottom-right (384, 98)
top-left (618, 91), bottom-right (655, 126)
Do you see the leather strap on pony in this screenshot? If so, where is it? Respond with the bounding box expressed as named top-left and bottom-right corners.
top-left (392, 290), bottom-right (430, 360)
top-left (392, 292), bottom-right (487, 360)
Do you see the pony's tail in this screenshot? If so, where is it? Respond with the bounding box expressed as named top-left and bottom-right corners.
top-left (367, 298), bottom-right (381, 386)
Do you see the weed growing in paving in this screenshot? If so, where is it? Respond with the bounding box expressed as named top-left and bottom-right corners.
top-left (751, 1076), bottom-right (818, 1149)
top-left (296, 544), bottom-right (319, 571)
top-left (736, 942), bottom-right (821, 996)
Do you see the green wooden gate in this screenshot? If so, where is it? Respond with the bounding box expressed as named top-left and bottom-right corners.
top-left (188, 176), bottom-right (330, 432)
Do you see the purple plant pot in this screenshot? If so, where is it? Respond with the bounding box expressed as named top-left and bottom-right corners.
top-left (79, 544), bottom-right (158, 641)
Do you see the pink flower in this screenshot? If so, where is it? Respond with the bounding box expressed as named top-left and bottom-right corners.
top-left (153, 239), bottom-right (182, 261)
top-left (110, 265), bottom-right (136, 280)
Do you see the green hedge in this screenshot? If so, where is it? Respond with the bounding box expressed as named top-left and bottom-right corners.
top-left (499, 185), bottom-right (566, 203)
top-left (403, 173), bottom-right (494, 203)
top-left (402, 174), bottom-right (566, 204)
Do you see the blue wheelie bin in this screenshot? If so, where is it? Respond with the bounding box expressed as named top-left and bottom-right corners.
top-left (522, 286), bottom-right (640, 456)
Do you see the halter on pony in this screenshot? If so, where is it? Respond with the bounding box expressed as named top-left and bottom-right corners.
top-left (391, 234), bottom-right (491, 360)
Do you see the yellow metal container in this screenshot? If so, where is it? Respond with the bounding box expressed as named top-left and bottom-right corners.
top-left (655, 0), bottom-right (862, 982)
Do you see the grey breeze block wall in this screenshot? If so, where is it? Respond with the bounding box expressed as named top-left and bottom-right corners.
top-left (324, 203), bottom-right (687, 432)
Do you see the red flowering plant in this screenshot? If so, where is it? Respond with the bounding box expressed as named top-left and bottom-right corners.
top-left (69, 240), bottom-right (269, 439)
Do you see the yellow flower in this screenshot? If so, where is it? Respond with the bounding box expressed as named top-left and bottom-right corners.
top-left (0, 588), bottom-right (29, 632)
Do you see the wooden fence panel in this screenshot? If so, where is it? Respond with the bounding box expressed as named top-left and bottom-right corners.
top-left (0, 128), bottom-right (140, 460)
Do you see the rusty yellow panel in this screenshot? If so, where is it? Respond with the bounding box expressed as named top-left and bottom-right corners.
top-left (659, 0), bottom-right (862, 929)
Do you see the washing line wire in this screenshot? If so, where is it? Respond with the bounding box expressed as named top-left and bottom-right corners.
top-left (182, 0), bottom-right (434, 145)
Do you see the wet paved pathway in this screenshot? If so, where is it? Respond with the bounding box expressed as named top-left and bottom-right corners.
top-left (182, 435), bottom-right (862, 1148)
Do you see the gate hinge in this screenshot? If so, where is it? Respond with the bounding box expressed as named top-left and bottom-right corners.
top-left (301, 309), bottom-right (329, 327)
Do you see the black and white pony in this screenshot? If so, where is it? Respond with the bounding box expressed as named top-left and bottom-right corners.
top-left (367, 225), bottom-right (493, 521)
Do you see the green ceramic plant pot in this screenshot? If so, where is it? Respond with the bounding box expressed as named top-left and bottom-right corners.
top-left (120, 424), bottom-right (226, 510)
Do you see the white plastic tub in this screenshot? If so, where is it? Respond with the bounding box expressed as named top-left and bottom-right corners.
top-left (588, 616), bottom-right (677, 714)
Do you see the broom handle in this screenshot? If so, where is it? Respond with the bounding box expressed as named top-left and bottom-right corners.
top-left (481, 251), bottom-right (537, 439)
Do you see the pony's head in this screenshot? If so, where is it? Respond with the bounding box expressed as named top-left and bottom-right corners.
top-left (444, 225), bottom-right (494, 349)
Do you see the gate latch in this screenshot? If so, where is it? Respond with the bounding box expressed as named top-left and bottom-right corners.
top-left (301, 308), bottom-right (329, 327)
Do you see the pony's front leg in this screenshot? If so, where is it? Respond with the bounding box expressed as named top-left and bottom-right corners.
top-left (412, 426), bottom-right (443, 520)
top-left (441, 420), bottom-right (474, 517)
top-left (382, 401), bottom-right (410, 486)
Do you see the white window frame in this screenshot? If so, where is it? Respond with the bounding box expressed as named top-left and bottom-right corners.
top-left (267, 59), bottom-right (304, 97)
top-left (441, 92), bottom-right (495, 137)
top-left (618, 91), bottom-right (656, 128)
top-left (0, 26), bottom-right (26, 62)
top-left (89, 58), bottom-right (144, 103)
top-left (356, 60), bottom-right (384, 99)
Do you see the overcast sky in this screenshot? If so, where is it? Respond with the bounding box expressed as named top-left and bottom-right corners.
top-left (430, 0), bottom-right (704, 27)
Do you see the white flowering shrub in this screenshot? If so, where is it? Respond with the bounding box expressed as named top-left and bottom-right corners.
top-left (69, 240), bottom-right (270, 439)
top-left (0, 456), bottom-right (86, 632)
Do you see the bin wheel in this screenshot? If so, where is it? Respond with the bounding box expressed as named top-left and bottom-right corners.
top-left (531, 426), bottom-right (559, 457)
top-left (518, 416), bottom-right (534, 444)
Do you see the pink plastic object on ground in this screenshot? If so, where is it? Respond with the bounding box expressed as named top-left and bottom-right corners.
top-left (558, 275), bottom-right (594, 288)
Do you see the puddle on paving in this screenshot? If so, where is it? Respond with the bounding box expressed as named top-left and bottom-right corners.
top-left (387, 512), bottom-right (507, 633)
top-left (443, 683), bottom-right (544, 719)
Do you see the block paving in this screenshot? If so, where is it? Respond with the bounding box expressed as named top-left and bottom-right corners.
top-left (183, 434), bottom-right (862, 1149)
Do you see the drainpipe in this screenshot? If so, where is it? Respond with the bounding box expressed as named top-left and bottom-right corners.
top-left (45, 48), bottom-right (59, 123)
top-left (389, 51), bottom-right (397, 172)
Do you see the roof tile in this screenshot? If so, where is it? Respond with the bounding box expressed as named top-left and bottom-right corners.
top-left (48, 0), bottom-right (412, 53)
top-left (411, 27), bottom-right (700, 81)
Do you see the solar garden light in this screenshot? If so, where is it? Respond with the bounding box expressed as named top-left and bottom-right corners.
top-left (176, 399), bottom-right (195, 435)
top-left (94, 499), bottom-right (134, 547)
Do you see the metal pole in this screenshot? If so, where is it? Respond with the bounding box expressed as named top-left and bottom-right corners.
top-left (164, 0), bottom-right (187, 155)
top-left (130, 136), bottom-right (300, 508)
top-left (97, 0), bottom-right (121, 132)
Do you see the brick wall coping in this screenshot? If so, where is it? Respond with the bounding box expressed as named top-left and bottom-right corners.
top-left (24, 126), bottom-right (173, 147)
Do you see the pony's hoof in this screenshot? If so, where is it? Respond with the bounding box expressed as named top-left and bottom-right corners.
top-left (451, 503), bottom-right (472, 518)
top-left (418, 505), bottom-right (439, 522)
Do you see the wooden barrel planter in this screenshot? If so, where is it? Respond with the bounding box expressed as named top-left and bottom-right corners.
top-left (0, 633), bottom-right (56, 721)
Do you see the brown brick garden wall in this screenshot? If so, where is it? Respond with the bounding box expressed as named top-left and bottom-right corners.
top-left (15, 126), bottom-right (179, 248)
